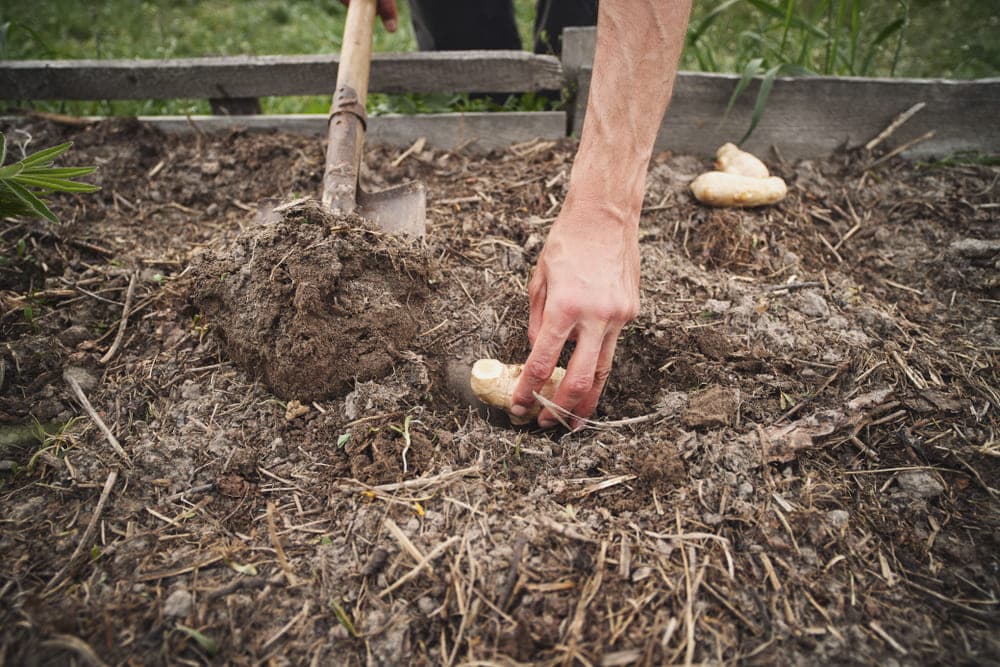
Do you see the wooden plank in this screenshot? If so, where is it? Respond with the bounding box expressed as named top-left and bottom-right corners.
top-left (564, 27), bottom-right (1000, 158)
top-left (0, 51), bottom-right (563, 100)
top-left (572, 67), bottom-right (1000, 159)
top-left (119, 112), bottom-right (566, 152)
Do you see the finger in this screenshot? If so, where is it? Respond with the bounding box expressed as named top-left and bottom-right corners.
top-left (537, 325), bottom-right (604, 428)
top-left (511, 316), bottom-right (573, 414)
top-left (377, 0), bottom-right (398, 31)
top-left (527, 270), bottom-right (546, 346)
top-left (569, 330), bottom-right (619, 428)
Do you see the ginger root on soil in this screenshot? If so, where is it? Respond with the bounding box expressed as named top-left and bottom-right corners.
top-left (715, 142), bottom-right (770, 178)
top-left (470, 358), bottom-right (565, 425)
top-left (690, 144), bottom-right (787, 207)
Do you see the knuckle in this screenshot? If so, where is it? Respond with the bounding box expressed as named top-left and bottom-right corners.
top-left (594, 366), bottom-right (612, 386)
top-left (524, 357), bottom-right (556, 383)
top-left (564, 375), bottom-right (594, 398)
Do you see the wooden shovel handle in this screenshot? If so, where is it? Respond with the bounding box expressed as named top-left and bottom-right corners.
top-left (323, 0), bottom-right (376, 213)
top-left (336, 0), bottom-right (376, 110)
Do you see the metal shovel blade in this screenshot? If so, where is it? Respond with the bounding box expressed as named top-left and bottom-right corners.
top-left (357, 181), bottom-right (426, 236)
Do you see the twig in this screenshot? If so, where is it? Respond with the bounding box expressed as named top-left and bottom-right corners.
top-left (869, 621), bottom-right (908, 655)
top-left (535, 515), bottom-right (598, 544)
top-left (384, 517), bottom-right (429, 571)
top-left (40, 634), bottom-right (110, 667)
top-left (390, 137), bottom-right (426, 167)
top-left (497, 533), bottom-right (527, 612)
top-left (261, 600), bottom-right (311, 653)
top-left (267, 501), bottom-right (299, 586)
top-left (44, 469), bottom-right (118, 594)
top-left (532, 391), bottom-right (663, 432)
top-left (339, 462), bottom-right (482, 493)
top-left (865, 102), bottom-right (926, 151)
top-left (776, 362), bottom-right (848, 423)
top-left (865, 130), bottom-right (936, 171)
top-left (379, 536), bottom-right (460, 597)
top-left (64, 370), bottom-right (130, 464)
top-left (763, 281), bottom-right (823, 292)
top-left (100, 272), bottom-right (138, 365)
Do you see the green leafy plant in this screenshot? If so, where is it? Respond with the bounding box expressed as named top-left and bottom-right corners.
top-left (0, 132), bottom-right (100, 222)
top-left (690, 0), bottom-right (911, 143)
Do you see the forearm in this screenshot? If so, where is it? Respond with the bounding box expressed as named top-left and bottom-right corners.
top-left (567, 0), bottom-right (692, 226)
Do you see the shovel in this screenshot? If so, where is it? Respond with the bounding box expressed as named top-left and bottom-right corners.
top-left (322, 0), bottom-right (426, 236)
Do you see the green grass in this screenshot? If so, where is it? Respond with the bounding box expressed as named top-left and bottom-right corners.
top-left (1, 0), bottom-right (997, 117)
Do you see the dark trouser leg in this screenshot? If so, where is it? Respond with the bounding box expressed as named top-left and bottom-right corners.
top-left (533, 0), bottom-right (598, 56)
top-left (409, 0), bottom-right (521, 51)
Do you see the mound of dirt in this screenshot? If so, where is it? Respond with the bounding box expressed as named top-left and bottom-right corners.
top-left (190, 200), bottom-right (433, 399)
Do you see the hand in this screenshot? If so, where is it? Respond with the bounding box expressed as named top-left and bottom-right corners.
top-left (342, 0), bottom-right (399, 32)
top-left (510, 198), bottom-right (640, 429)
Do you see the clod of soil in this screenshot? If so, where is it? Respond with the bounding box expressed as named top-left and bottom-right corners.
top-left (190, 200), bottom-right (433, 399)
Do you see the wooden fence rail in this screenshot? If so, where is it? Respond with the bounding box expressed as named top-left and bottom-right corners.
top-left (2, 30), bottom-right (999, 158)
top-left (0, 51), bottom-right (563, 100)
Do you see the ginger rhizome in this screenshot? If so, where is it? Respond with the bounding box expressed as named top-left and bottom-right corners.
top-left (469, 358), bottom-right (565, 425)
top-left (690, 143), bottom-right (787, 208)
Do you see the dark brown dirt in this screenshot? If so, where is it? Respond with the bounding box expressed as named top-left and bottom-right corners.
top-left (190, 201), bottom-right (433, 400)
top-left (1, 117), bottom-right (998, 667)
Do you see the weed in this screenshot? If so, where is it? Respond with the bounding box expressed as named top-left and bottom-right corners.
top-left (0, 132), bottom-right (100, 223)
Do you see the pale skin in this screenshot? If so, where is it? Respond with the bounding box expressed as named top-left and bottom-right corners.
top-left (367, 1), bottom-right (693, 428)
top-left (511, 1), bottom-right (692, 428)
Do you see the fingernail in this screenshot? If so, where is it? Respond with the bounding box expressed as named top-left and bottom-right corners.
top-left (509, 404), bottom-right (528, 417)
top-left (538, 418), bottom-right (556, 429)
top-left (385, 18), bottom-right (398, 32)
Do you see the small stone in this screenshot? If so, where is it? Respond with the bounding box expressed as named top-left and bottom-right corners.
top-left (180, 380), bottom-right (201, 400)
top-left (200, 161), bottom-right (221, 176)
top-left (738, 481), bottom-right (754, 498)
top-left (826, 509), bottom-right (849, 528)
top-left (702, 512), bottom-right (723, 526)
top-left (794, 291), bottom-right (829, 318)
top-left (58, 325), bottom-right (91, 348)
top-left (163, 589), bottom-right (193, 618)
top-left (0, 460), bottom-right (16, 472)
top-left (63, 366), bottom-right (98, 393)
top-left (417, 596), bottom-right (437, 616)
top-left (703, 299), bottom-right (732, 314)
top-left (949, 238), bottom-right (1000, 259)
top-left (896, 471), bottom-right (944, 499)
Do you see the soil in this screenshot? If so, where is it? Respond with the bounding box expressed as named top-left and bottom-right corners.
top-left (1, 117), bottom-right (998, 666)
top-left (190, 202), bottom-right (433, 400)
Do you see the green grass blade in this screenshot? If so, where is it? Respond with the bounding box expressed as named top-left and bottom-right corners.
top-left (743, 0), bottom-right (828, 38)
top-left (779, 0), bottom-right (796, 54)
top-left (688, 0), bottom-right (740, 47)
top-left (739, 64), bottom-right (781, 145)
top-left (175, 625), bottom-right (218, 656)
top-left (18, 141), bottom-right (74, 168)
top-left (12, 174), bottom-right (101, 193)
top-left (861, 17), bottom-right (906, 75)
top-left (0, 162), bottom-right (23, 179)
top-left (890, 2), bottom-right (909, 76)
top-left (849, 0), bottom-right (861, 74)
top-left (3, 180), bottom-right (59, 222)
top-left (725, 57), bottom-right (764, 118)
top-left (21, 166), bottom-right (97, 178)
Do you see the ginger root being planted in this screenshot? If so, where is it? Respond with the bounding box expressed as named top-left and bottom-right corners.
top-left (470, 358), bottom-right (565, 425)
top-left (690, 143), bottom-right (787, 208)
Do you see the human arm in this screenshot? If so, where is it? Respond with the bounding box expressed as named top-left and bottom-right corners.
top-left (510, 0), bottom-right (692, 428)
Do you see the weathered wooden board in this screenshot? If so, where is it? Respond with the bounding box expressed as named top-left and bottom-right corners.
top-left (0, 51), bottom-right (563, 100)
top-left (120, 112), bottom-right (567, 152)
top-left (563, 27), bottom-right (1000, 158)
